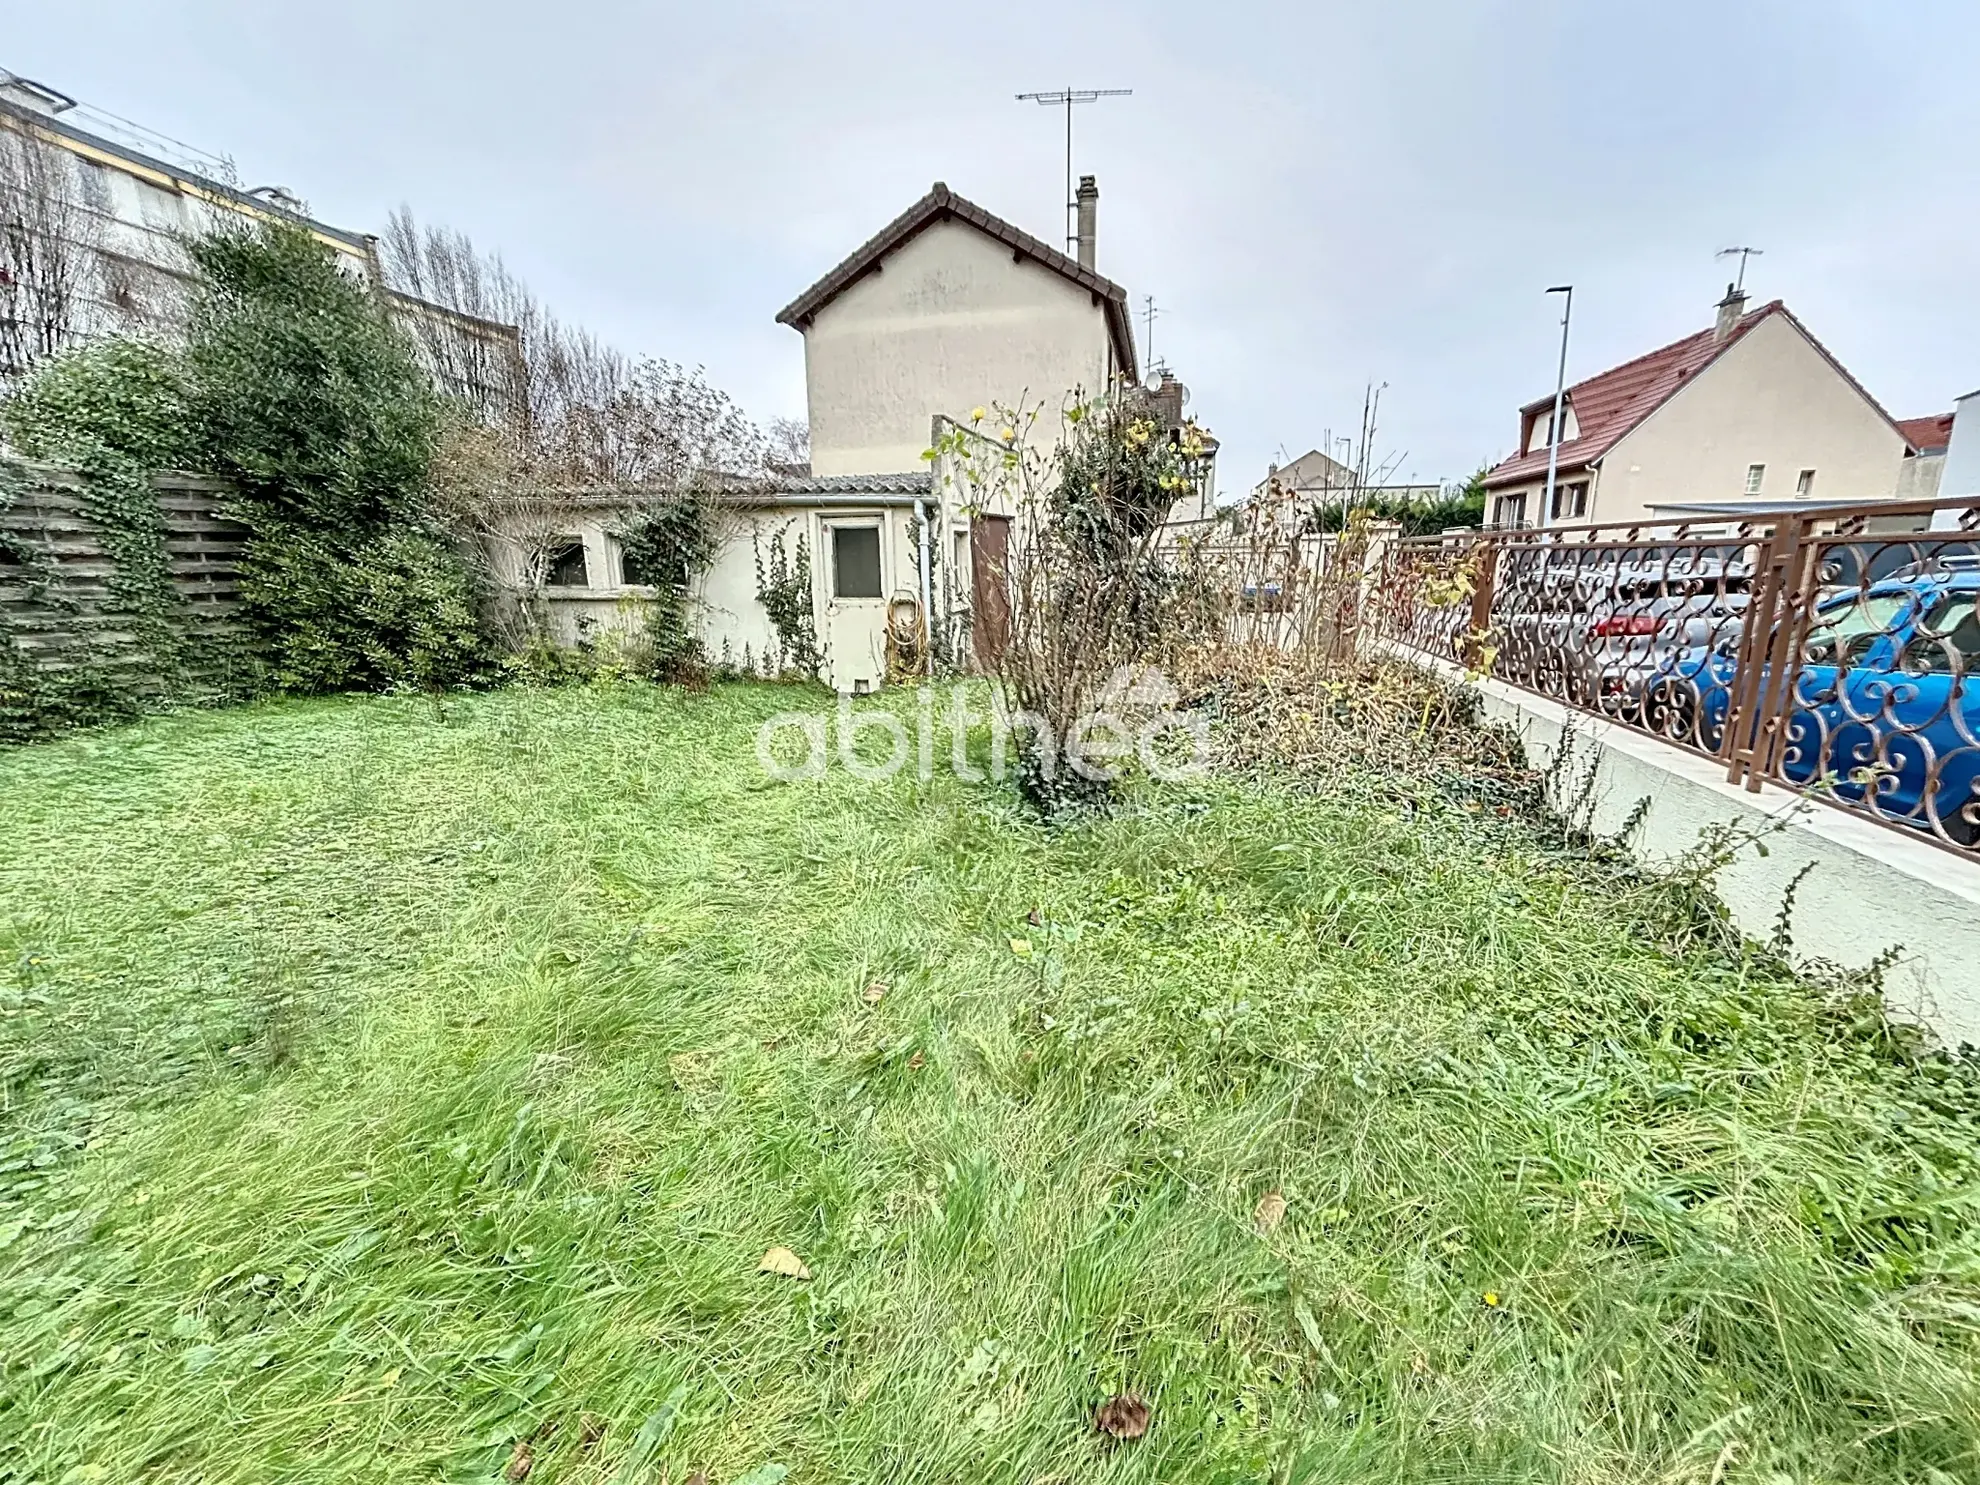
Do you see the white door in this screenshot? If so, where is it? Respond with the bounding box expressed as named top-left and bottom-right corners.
top-left (822, 518), bottom-right (887, 692)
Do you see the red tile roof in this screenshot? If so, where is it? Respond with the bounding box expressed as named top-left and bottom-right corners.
top-left (776, 182), bottom-right (1138, 384)
top-left (1897, 413), bottom-right (1955, 454)
top-left (1483, 301), bottom-right (1902, 489)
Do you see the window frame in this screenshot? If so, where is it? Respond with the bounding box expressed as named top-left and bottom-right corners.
top-left (826, 520), bottom-right (885, 602)
top-left (1492, 492), bottom-right (1528, 529)
top-left (543, 536), bottom-right (589, 590)
top-left (1745, 463), bottom-right (1766, 496)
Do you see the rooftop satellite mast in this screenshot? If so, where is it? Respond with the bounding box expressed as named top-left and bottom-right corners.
top-left (1015, 87), bottom-right (1132, 253)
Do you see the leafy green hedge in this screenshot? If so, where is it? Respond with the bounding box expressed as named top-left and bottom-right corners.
top-left (0, 220), bottom-right (493, 738)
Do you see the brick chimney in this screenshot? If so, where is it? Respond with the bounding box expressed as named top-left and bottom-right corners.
top-left (1715, 282), bottom-right (1748, 343)
top-left (1075, 175), bottom-right (1098, 270)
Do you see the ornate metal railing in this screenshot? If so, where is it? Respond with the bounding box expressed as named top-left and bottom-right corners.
top-left (1372, 496), bottom-right (1980, 858)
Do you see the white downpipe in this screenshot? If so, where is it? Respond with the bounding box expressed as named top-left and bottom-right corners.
top-left (915, 498), bottom-right (935, 676)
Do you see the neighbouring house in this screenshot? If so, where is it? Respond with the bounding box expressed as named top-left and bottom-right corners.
top-left (1895, 411), bottom-right (1957, 503)
top-left (1481, 286), bottom-right (1921, 529)
top-left (0, 68), bottom-right (518, 407)
top-left (1249, 450), bottom-right (1439, 519)
top-left (1250, 449), bottom-right (1382, 504)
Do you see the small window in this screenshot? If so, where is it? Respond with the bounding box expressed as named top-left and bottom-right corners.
top-left (546, 538), bottom-right (588, 588)
top-left (1492, 492), bottom-right (1528, 529)
top-left (74, 158), bottom-right (113, 214)
top-left (1796, 469), bottom-right (1816, 499)
top-left (1551, 481), bottom-right (1588, 520)
top-left (952, 530), bottom-right (968, 579)
top-left (1745, 464), bottom-right (1766, 495)
top-left (135, 178), bottom-right (185, 232)
top-left (831, 525), bottom-right (883, 599)
top-left (619, 541), bottom-right (681, 590)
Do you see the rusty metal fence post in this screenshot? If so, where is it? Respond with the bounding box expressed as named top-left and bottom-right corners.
top-left (1722, 514), bottom-right (1818, 792)
top-left (1461, 537), bottom-right (1500, 674)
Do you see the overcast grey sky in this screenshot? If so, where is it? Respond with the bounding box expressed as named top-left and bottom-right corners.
top-left (10, 1), bottom-right (1978, 488)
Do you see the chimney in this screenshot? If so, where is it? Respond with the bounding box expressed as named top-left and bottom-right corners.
top-left (1075, 175), bottom-right (1098, 271)
top-left (1715, 282), bottom-right (1748, 343)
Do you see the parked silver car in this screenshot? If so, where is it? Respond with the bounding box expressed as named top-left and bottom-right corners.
top-left (1495, 557), bottom-right (1750, 718)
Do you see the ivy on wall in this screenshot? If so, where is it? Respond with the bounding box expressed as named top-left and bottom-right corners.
top-left (610, 490), bottom-right (719, 682)
top-left (0, 342), bottom-right (205, 738)
top-left (752, 522), bottom-right (819, 679)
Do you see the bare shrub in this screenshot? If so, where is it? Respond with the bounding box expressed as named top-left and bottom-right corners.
top-left (941, 400), bottom-right (1213, 814)
top-left (384, 210), bottom-right (766, 648)
top-left (0, 122), bottom-right (102, 382)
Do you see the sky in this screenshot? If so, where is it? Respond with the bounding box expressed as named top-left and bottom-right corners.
top-left (9, 0), bottom-right (1979, 491)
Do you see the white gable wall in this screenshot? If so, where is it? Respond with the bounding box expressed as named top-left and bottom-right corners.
top-left (801, 218), bottom-right (1116, 476)
top-left (1596, 313), bottom-right (1908, 523)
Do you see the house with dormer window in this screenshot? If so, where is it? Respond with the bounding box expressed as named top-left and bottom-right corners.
top-left (1481, 286), bottom-right (1923, 528)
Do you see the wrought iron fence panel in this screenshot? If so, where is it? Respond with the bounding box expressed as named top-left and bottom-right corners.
top-left (1366, 497), bottom-right (1980, 859)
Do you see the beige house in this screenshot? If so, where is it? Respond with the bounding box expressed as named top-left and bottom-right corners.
top-left (777, 178), bottom-right (1139, 476)
top-left (1482, 288), bottom-right (1920, 529)
top-left (510, 179), bottom-right (1146, 692)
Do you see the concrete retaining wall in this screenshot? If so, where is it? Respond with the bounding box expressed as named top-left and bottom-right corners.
top-left (1424, 656), bottom-right (1980, 1049)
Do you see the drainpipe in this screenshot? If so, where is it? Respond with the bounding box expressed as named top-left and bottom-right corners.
top-left (914, 498), bottom-right (935, 676)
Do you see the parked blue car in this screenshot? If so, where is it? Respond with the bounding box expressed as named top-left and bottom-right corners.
top-left (1642, 572), bottom-right (1980, 848)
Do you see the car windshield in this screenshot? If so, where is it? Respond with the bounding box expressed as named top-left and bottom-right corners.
top-left (1901, 594), bottom-right (1980, 675)
top-left (1804, 591), bottom-right (1910, 664)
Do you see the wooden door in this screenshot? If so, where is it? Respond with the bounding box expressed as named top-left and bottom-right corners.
top-left (970, 514), bottom-right (1012, 672)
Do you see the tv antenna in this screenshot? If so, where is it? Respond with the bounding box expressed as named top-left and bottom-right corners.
top-left (1016, 87), bottom-right (1132, 253)
top-left (1142, 294), bottom-right (1160, 371)
top-left (1716, 245), bottom-right (1764, 294)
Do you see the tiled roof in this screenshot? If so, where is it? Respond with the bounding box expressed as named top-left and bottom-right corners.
top-left (1483, 302), bottom-right (1902, 490)
top-left (775, 182), bottom-right (1139, 384)
top-left (768, 471), bottom-right (932, 495)
top-left (1897, 413), bottom-right (1956, 454)
top-left (709, 471), bottom-right (934, 503)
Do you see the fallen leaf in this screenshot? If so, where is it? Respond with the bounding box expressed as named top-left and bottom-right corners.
top-left (685, 1475), bottom-right (708, 1485)
top-left (1095, 1393), bottom-right (1151, 1439)
top-left (1009, 937), bottom-right (1033, 958)
top-left (505, 1439), bottom-right (534, 1482)
top-left (907, 1051), bottom-right (926, 1071)
top-left (759, 1246), bottom-right (812, 1280)
top-left (1253, 1191), bottom-right (1288, 1234)
top-left (863, 981), bottom-right (888, 1004)
top-left (1026, 907), bottom-right (1043, 927)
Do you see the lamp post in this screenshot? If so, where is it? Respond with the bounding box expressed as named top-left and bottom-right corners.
top-left (1541, 285), bottom-right (1573, 530)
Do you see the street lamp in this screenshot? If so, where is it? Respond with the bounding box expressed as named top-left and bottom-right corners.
top-left (1541, 285), bottom-right (1573, 530)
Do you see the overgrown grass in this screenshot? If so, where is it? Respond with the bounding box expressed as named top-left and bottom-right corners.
top-left (2, 682), bottom-right (1978, 1484)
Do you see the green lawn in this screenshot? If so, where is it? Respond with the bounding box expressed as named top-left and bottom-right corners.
top-left (2, 682), bottom-right (1978, 1484)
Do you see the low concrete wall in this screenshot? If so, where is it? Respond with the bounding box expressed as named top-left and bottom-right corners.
top-left (1422, 656), bottom-right (1980, 1049)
